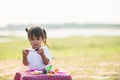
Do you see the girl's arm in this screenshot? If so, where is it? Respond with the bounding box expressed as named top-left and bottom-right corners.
top-left (22, 50), bottom-right (29, 66)
top-left (41, 53), bottom-right (49, 65)
top-left (37, 49), bottom-right (49, 65)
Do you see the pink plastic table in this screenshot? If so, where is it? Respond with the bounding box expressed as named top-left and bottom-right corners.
top-left (14, 71), bottom-right (72, 80)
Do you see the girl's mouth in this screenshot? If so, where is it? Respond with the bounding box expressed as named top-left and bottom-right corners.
top-left (33, 44), bottom-right (38, 46)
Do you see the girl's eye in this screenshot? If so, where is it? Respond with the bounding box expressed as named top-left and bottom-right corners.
top-left (31, 38), bottom-right (34, 41)
top-left (37, 38), bottom-right (40, 40)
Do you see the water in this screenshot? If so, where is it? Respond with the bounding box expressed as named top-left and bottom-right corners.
top-left (47, 28), bottom-right (120, 38)
top-left (0, 28), bottom-right (120, 38)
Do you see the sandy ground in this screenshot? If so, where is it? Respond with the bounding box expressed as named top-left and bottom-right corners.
top-left (0, 59), bottom-right (27, 79)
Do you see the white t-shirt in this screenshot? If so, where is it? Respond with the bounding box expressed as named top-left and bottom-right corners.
top-left (27, 46), bottom-right (52, 70)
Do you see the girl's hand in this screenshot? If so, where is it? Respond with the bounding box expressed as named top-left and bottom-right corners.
top-left (22, 49), bottom-right (29, 57)
top-left (36, 48), bottom-right (44, 55)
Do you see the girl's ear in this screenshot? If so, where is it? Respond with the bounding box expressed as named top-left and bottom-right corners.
top-left (25, 28), bottom-right (28, 32)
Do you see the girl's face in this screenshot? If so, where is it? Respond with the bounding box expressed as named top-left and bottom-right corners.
top-left (28, 35), bottom-right (42, 49)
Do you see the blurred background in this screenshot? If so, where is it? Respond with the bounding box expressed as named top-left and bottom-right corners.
top-left (0, 0), bottom-right (120, 80)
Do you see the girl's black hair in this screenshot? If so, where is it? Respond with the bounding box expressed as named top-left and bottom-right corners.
top-left (25, 26), bottom-right (47, 46)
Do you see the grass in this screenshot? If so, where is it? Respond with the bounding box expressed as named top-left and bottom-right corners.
top-left (0, 36), bottom-right (120, 80)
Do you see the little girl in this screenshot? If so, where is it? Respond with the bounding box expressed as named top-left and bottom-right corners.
top-left (22, 26), bottom-right (52, 70)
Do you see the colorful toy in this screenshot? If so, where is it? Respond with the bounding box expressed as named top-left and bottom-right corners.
top-left (30, 70), bottom-right (42, 75)
top-left (42, 68), bottom-right (47, 74)
top-left (45, 65), bottom-right (53, 72)
top-left (27, 65), bottom-right (67, 75)
top-left (54, 68), bottom-right (59, 73)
